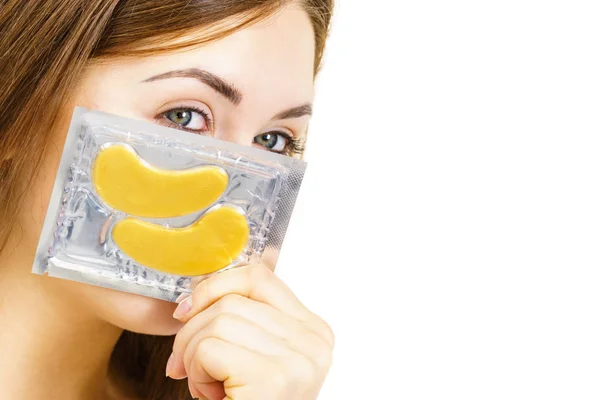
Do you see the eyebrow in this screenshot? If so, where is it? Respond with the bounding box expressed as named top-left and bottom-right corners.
top-left (143, 68), bottom-right (312, 121)
top-left (142, 68), bottom-right (243, 105)
top-left (272, 104), bottom-right (313, 120)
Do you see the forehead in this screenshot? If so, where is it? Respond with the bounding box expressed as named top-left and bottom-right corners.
top-left (101, 5), bottom-right (316, 105)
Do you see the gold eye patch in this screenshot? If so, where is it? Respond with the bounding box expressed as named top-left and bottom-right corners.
top-left (93, 144), bottom-right (249, 276)
top-left (92, 144), bottom-right (229, 218)
top-left (112, 205), bottom-right (249, 276)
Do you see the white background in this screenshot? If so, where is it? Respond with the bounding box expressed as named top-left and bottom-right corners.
top-left (276, 1), bottom-right (600, 399)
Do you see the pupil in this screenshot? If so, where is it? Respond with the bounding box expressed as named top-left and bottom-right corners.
top-left (170, 110), bottom-right (191, 126)
top-left (261, 133), bottom-right (277, 148)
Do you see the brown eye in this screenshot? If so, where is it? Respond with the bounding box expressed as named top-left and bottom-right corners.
top-left (253, 132), bottom-right (288, 152)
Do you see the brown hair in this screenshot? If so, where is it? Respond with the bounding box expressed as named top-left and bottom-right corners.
top-left (0, 1), bottom-right (333, 399)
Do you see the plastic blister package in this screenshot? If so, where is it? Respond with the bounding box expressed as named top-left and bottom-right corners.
top-left (32, 107), bottom-right (306, 302)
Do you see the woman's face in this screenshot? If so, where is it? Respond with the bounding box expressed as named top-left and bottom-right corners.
top-left (24, 5), bottom-right (315, 335)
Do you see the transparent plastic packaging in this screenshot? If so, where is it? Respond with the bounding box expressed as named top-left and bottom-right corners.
top-left (32, 107), bottom-right (306, 302)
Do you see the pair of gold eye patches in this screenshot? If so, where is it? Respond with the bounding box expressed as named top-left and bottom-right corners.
top-left (34, 107), bottom-right (305, 301)
top-left (93, 144), bottom-right (250, 277)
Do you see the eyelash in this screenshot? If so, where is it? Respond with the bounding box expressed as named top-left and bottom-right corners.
top-left (157, 106), bottom-right (305, 156)
top-left (279, 133), bottom-right (306, 156)
top-left (255, 130), bottom-right (306, 156)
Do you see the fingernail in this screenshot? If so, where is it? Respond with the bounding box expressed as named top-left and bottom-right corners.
top-left (173, 296), bottom-right (192, 319)
top-left (175, 292), bottom-right (191, 304)
top-left (165, 353), bottom-right (174, 377)
top-left (188, 383), bottom-right (202, 399)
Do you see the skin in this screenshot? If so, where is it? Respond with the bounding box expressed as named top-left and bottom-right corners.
top-left (0, 4), bottom-right (333, 400)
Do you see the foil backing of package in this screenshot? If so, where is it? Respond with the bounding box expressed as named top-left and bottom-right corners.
top-left (32, 107), bottom-right (306, 302)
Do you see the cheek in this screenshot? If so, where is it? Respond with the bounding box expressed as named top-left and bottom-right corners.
top-left (18, 112), bottom-right (73, 246)
top-left (78, 283), bottom-right (183, 335)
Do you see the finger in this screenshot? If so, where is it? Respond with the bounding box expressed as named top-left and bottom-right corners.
top-left (182, 313), bottom-right (294, 378)
top-left (187, 380), bottom-right (204, 399)
top-left (190, 337), bottom-right (279, 398)
top-left (177, 264), bottom-right (335, 347)
top-left (194, 382), bottom-right (226, 400)
top-left (169, 309), bottom-right (292, 380)
top-left (171, 294), bottom-right (332, 377)
top-left (173, 264), bottom-right (311, 323)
